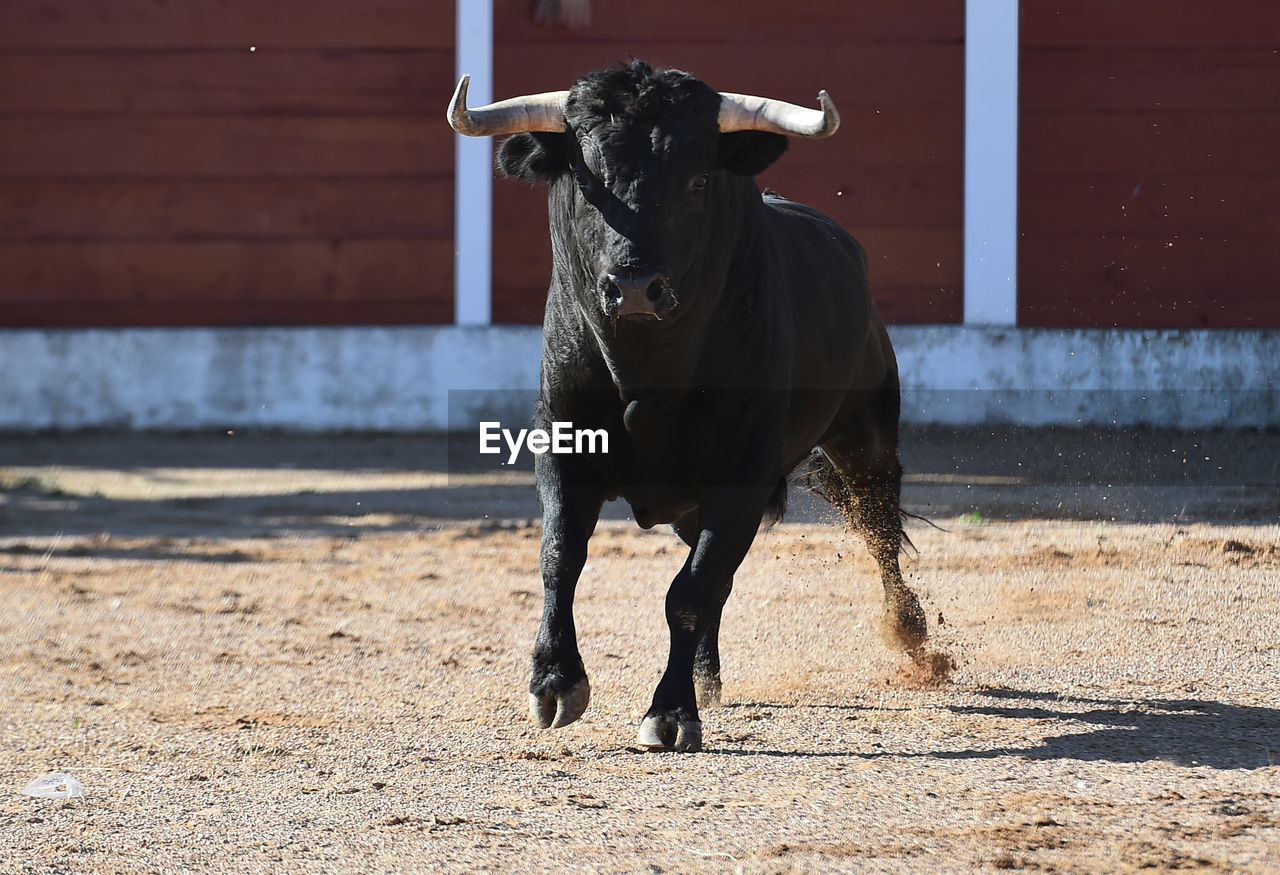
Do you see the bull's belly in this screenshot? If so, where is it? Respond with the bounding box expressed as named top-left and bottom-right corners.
top-left (597, 439), bottom-right (798, 530)
top-left (588, 431), bottom-right (723, 528)
top-left (610, 483), bottom-right (699, 530)
top-left (554, 390), bottom-right (840, 528)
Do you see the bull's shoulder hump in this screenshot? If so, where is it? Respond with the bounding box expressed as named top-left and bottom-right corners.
top-left (761, 191), bottom-right (855, 240)
top-left (758, 190), bottom-right (868, 277)
top-left (762, 189), bottom-right (829, 222)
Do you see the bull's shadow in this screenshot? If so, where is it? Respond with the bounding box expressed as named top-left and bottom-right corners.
top-left (935, 687), bottom-right (1279, 770)
top-left (719, 687), bottom-right (1280, 770)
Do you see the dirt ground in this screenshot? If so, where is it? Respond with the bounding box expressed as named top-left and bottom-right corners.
top-left (1, 427), bottom-right (1278, 873)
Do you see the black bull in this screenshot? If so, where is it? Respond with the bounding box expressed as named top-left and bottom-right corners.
top-left (450, 60), bottom-right (929, 751)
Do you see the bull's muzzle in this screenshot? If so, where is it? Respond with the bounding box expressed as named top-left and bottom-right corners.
top-left (599, 270), bottom-right (677, 321)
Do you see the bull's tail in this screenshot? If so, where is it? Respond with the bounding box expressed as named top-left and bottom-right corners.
top-left (899, 508), bottom-right (945, 555)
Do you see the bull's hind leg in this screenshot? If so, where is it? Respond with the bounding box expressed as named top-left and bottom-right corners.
top-left (674, 511), bottom-right (726, 709)
top-left (818, 428), bottom-right (928, 653)
top-left (693, 612), bottom-right (725, 708)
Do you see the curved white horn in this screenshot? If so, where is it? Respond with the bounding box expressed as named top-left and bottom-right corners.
top-left (447, 74), bottom-right (570, 137)
top-left (716, 90), bottom-right (840, 139)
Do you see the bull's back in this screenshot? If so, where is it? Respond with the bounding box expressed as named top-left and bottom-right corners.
top-left (759, 193), bottom-right (889, 395)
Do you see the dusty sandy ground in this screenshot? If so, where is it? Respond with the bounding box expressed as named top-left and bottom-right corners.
top-left (1, 429), bottom-right (1278, 872)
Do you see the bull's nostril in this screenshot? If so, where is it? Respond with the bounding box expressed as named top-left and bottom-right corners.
top-left (601, 269), bottom-right (673, 318)
top-left (645, 278), bottom-right (666, 305)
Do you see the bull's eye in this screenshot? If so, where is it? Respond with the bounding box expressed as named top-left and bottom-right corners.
top-left (690, 173), bottom-right (710, 192)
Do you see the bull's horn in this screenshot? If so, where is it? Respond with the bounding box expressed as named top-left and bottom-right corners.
top-left (447, 74), bottom-right (569, 137)
top-left (717, 90), bottom-right (840, 139)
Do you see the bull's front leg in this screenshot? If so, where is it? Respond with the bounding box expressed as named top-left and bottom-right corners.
top-left (638, 486), bottom-right (769, 752)
top-left (528, 451), bottom-right (605, 729)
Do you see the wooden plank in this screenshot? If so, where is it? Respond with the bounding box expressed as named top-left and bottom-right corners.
top-left (856, 229), bottom-right (963, 288)
top-left (488, 0), bottom-right (966, 326)
top-left (481, 105), bottom-right (961, 176)
top-left (1019, 235), bottom-right (1280, 328)
top-left (1020, 173), bottom-right (1280, 237)
top-left (796, 108), bottom-right (963, 170)
top-left (1019, 289), bottom-right (1280, 329)
top-left (651, 44), bottom-right (963, 109)
top-left (1021, 0), bottom-right (1280, 48)
top-left (0, 49), bottom-right (454, 116)
top-left (0, 117), bottom-right (451, 179)
top-left (495, 0), bottom-right (964, 45)
top-left (490, 287), bottom-right (548, 325)
top-left (491, 43), bottom-right (964, 109)
top-left (0, 298), bottom-right (451, 328)
top-left (0, 179), bottom-right (453, 240)
top-left (0, 239), bottom-right (453, 315)
top-left (0, 0), bottom-right (454, 50)
top-left (867, 284), bottom-right (962, 324)
top-left (491, 183), bottom-right (962, 324)
top-left (491, 185), bottom-right (551, 325)
top-left (1019, 2), bottom-right (1280, 329)
top-left (490, 282), bottom-right (960, 325)
top-left (492, 194), bottom-right (964, 287)
top-left (746, 167), bottom-right (963, 232)
top-left (494, 192), bottom-right (963, 283)
top-left (1019, 112), bottom-right (1280, 175)
top-left (1021, 47), bottom-right (1280, 113)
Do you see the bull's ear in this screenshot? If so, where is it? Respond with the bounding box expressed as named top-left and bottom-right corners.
top-left (716, 131), bottom-right (789, 177)
top-left (496, 132), bottom-right (568, 183)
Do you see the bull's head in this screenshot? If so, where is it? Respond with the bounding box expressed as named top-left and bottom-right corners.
top-left (448, 60), bottom-right (838, 324)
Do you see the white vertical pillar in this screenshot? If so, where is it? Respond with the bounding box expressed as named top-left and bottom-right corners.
top-left (454, 0), bottom-right (494, 325)
top-left (963, 0), bottom-right (1019, 326)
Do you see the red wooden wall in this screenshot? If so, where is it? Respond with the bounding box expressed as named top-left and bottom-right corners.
top-left (7, 2), bottom-right (1271, 331)
top-left (0, 1), bottom-right (455, 327)
top-left (1018, 0), bottom-right (1280, 328)
top-left (491, 0), bottom-right (966, 325)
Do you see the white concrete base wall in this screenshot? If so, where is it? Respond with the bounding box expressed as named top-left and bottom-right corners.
top-left (3, 326), bottom-right (1277, 430)
top-left (896, 326), bottom-right (1280, 428)
top-left (0, 326), bottom-right (542, 431)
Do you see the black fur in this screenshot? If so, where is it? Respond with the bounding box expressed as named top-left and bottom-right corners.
top-left (509, 60), bottom-right (928, 750)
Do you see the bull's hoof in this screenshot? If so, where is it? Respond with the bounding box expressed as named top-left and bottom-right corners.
top-left (880, 589), bottom-right (928, 653)
top-left (528, 677), bottom-right (591, 729)
top-left (637, 714), bottom-right (702, 752)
